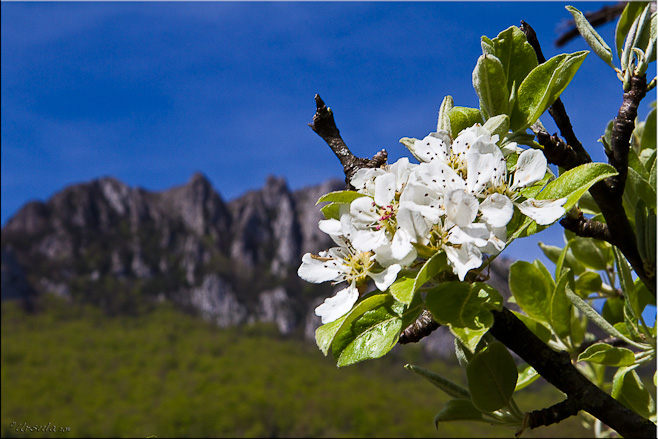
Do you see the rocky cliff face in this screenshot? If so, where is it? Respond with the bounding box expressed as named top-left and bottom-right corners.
top-left (1, 173), bottom-right (512, 356)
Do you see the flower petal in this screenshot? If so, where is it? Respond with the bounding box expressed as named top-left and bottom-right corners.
top-left (512, 149), bottom-right (547, 190)
top-left (412, 132), bottom-right (451, 163)
top-left (479, 193), bottom-right (514, 228)
top-left (369, 264), bottom-right (402, 291)
top-left (445, 190), bottom-right (478, 227)
top-left (315, 285), bottom-right (359, 324)
top-left (298, 252), bottom-right (344, 284)
top-left (444, 244), bottom-right (482, 281)
top-left (516, 198), bottom-right (567, 225)
top-left (374, 172), bottom-right (397, 207)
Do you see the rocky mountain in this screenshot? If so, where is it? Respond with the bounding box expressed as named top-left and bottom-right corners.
top-left (1, 173), bottom-right (512, 355)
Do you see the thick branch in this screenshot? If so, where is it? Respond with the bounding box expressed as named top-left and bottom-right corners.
top-left (490, 307), bottom-right (657, 438)
top-left (309, 94), bottom-right (387, 188)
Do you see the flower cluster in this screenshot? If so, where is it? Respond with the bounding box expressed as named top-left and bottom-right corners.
top-left (299, 124), bottom-right (567, 324)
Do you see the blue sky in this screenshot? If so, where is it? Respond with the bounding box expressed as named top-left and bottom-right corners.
top-left (2, 1), bottom-right (655, 268)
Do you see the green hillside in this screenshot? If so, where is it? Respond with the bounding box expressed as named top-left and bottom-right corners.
top-left (1, 297), bottom-right (589, 438)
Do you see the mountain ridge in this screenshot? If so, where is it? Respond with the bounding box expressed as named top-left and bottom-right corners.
top-left (1, 173), bottom-right (512, 354)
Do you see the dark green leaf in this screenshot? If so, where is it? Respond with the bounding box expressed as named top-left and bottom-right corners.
top-left (405, 364), bottom-right (470, 399)
top-left (434, 399), bottom-right (484, 426)
top-left (466, 342), bottom-right (518, 412)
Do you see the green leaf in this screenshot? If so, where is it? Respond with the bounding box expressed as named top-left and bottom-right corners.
top-left (602, 296), bottom-right (625, 326)
top-left (550, 270), bottom-right (573, 340)
top-left (425, 282), bottom-right (502, 352)
top-left (575, 271), bottom-right (603, 296)
top-left (473, 54), bottom-right (509, 119)
top-left (438, 95), bottom-right (454, 134)
top-left (486, 26), bottom-right (538, 94)
top-left (578, 343), bottom-right (636, 366)
top-left (511, 51), bottom-right (588, 133)
top-left (509, 261), bottom-right (553, 323)
top-left (389, 252), bottom-right (448, 305)
top-left (566, 6), bottom-right (615, 69)
top-left (315, 314), bottom-right (348, 355)
top-left (315, 294), bottom-right (388, 355)
top-left (331, 294), bottom-right (423, 367)
top-left (411, 251), bottom-right (448, 301)
top-left (538, 242), bottom-right (587, 276)
top-left (616, 2), bottom-right (650, 58)
top-left (566, 286), bottom-right (647, 350)
top-left (624, 167), bottom-right (657, 210)
top-left (447, 106), bottom-right (484, 137)
top-left (536, 163), bottom-right (618, 209)
top-left (316, 190), bottom-right (366, 205)
top-left (640, 107), bottom-right (656, 151)
top-left (612, 366), bottom-right (656, 420)
top-left (482, 114), bottom-right (510, 140)
top-left (434, 399), bottom-right (484, 425)
top-left (389, 276), bottom-right (415, 305)
top-left (570, 236), bottom-right (611, 271)
top-left (405, 364), bottom-right (470, 399)
top-left (515, 363), bottom-right (540, 391)
top-left (466, 342), bottom-right (518, 412)
top-left (517, 163), bottom-right (617, 238)
top-left (320, 202), bottom-right (341, 220)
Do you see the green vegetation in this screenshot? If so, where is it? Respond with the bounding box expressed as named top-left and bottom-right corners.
top-left (1, 297), bottom-right (589, 438)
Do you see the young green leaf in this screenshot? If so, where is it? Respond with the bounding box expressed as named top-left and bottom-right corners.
top-left (331, 294), bottom-right (423, 367)
top-left (515, 363), bottom-right (540, 391)
top-left (616, 2), bottom-right (650, 58)
top-left (316, 190), bottom-right (366, 205)
top-left (511, 51), bottom-right (588, 133)
top-left (509, 261), bottom-right (553, 323)
top-left (473, 54), bottom-right (509, 119)
top-left (550, 270), bottom-right (573, 340)
top-left (482, 114), bottom-right (510, 140)
top-left (578, 343), bottom-right (636, 367)
top-left (466, 343), bottom-right (518, 412)
top-left (438, 95), bottom-right (454, 134)
top-left (487, 26), bottom-right (538, 94)
top-left (447, 106), bottom-right (484, 137)
top-left (566, 6), bottom-right (615, 69)
top-left (612, 366), bottom-right (656, 419)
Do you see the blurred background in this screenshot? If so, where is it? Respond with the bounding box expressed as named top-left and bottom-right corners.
top-left (1, 1), bottom-right (653, 437)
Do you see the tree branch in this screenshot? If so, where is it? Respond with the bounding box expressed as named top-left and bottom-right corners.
top-left (309, 94), bottom-right (387, 189)
top-left (559, 212), bottom-right (613, 242)
top-left (398, 309), bottom-right (441, 345)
